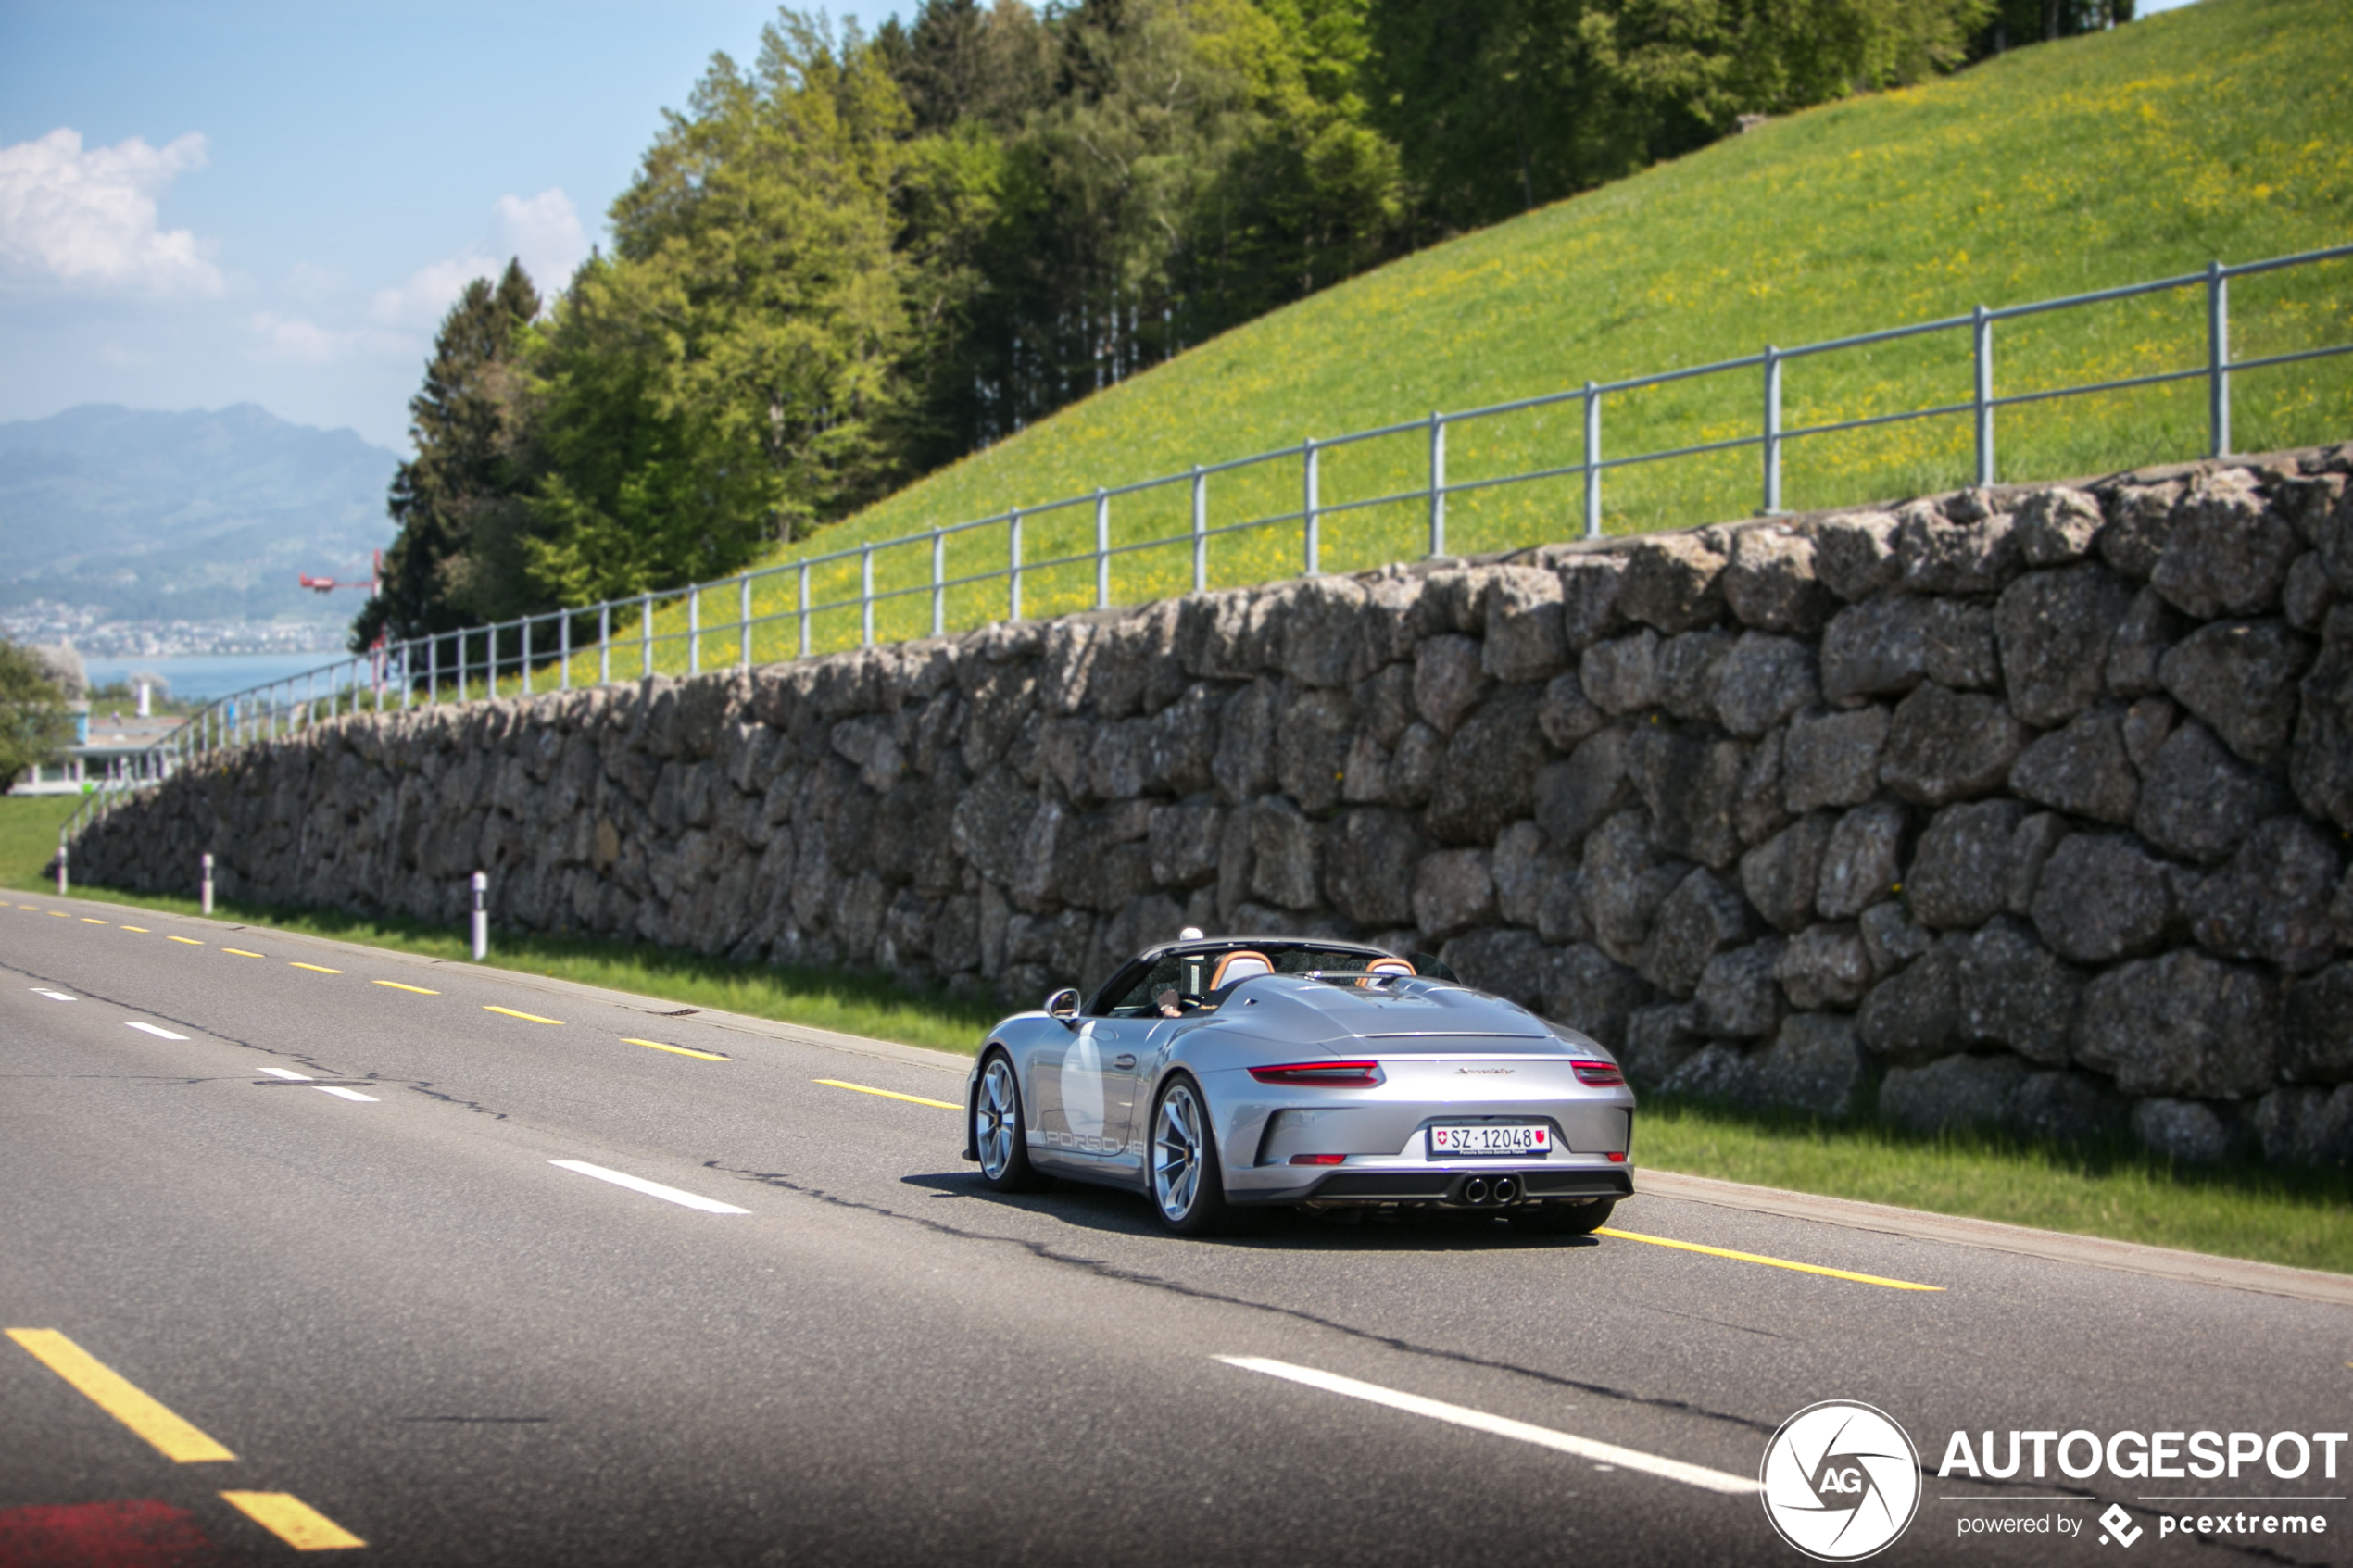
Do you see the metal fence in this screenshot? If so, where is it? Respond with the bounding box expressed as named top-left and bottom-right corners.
top-left (49, 243), bottom-right (2353, 857)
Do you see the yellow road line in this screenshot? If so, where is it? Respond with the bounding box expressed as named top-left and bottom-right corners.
top-left (48, 909), bottom-right (69, 917)
top-left (372, 979), bottom-right (438, 995)
top-left (222, 948), bottom-right (264, 959)
top-left (1594, 1229), bottom-right (1942, 1292)
top-left (167, 935), bottom-right (205, 946)
top-left (81, 918), bottom-right (108, 924)
top-left (220, 1491), bottom-right (366, 1550)
top-left (120, 925), bottom-right (151, 933)
top-left (815, 1078), bottom-right (961, 1110)
top-left (5, 1328), bottom-right (236, 1462)
top-left (288, 962), bottom-right (342, 974)
top-left (624, 1037), bottom-right (729, 1061)
top-left (484, 1005), bottom-right (561, 1025)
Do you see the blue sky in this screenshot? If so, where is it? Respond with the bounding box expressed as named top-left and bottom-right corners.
top-left (1, 0), bottom-right (2199, 456)
top-left (0, 1), bottom-right (900, 451)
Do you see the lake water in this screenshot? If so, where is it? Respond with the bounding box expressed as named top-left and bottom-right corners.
top-left (83, 651), bottom-right (351, 702)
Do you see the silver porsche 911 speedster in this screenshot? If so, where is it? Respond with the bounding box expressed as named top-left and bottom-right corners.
top-left (961, 934), bottom-right (1635, 1236)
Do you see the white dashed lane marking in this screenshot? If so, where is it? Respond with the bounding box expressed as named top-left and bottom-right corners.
top-left (313, 1086), bottom-right (378, 1103)
top-left (125, 1022), bottom-right (188, 1040)
top-left (1218, 1358), bottom-right (1760, 1496)
top-left (548, 1160), bottom-right (749, 1215)
top-left (31, 988), bottom-right (74, 1002)
top-left (259, 1069), bottom-right (311, 1081)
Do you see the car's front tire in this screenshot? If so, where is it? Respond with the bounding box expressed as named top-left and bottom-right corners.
top-left (1150, 1075), bottom-right (1235, 1236)
top-left (973, 1050), bottom-right (1048, 1192)
top-left (1507, 1197), bottom-right (1617, 1236)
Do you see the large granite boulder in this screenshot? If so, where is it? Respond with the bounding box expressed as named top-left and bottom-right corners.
top-left (2185, 816), bottom-right (2341, 973)
top-left (2031, 833), bottom-right (2181, 963)
top-left (2158, 619), bottom-right (2314, 766)
top-left (1880, 684), bottom-right (2024, 805)
top-left (2076, 948), bottom-right (2278, 1098)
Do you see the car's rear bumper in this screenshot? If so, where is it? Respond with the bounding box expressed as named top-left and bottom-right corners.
top-left (1227, 1159), bottom-right (1635, 1208)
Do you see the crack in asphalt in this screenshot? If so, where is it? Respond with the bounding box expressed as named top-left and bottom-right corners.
top-left (705, 1157), bottom-right (1786, 1441)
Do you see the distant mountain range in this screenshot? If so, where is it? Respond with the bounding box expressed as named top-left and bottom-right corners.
top-left (0, 404), bottom-right (400, 626)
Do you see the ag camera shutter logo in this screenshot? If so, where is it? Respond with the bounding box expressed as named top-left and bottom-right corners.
top-left (1761, 1400), bottom-right (1922, 1561)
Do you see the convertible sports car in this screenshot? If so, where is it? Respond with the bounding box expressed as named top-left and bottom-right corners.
top-left (962, 933), bottom-right (1635, 1236)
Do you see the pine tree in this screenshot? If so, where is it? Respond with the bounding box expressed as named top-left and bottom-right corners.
top-left (351, 260), bottom-right (541, 651)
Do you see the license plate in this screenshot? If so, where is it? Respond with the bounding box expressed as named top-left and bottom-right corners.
top-left (1428, 1123), bottom-right (1551, 1158)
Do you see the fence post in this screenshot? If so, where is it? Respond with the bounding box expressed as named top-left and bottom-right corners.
top-left (1428, 414), bottom-right (1446, 558)
top-left (560, 612), bottom-right (572, 690)
top-left (861, 546), bottom-right (875, 646)
top-left (485, 630), bottom-right (497, 702)
top-left (429, 637), bottom-right (440, 705)
top-left (1582, 382), bottom-right (1604, 540)
top-left (931, 530), bottom-right (946, 637)
top-left (56, 835), bottom-right (67, 896)
top-left (1095, 489), bottom-right (1112, 608)
top-left (1761, 345), bottom-right (1783, 516)
top-left (688, 591), bottom-right (701, 675)
top-left (471, 871), bottom-right (488, 961)
top-left (1190, 468), bottom-right (1207, 593)
top-left (1302, 439), bottom-right (1320, 574)
top-left (2208, 259), bottom-right (2231, 458)
top-left (798, 562), bottom-right (812, 657)
top-left (740, 575), bottom-right (754, 671)
top-left (521, 616), bottom-right (533, 696)
top-left (201, 851), bottom-right (214, 916)
top-left (1973, 304), bottom-right (1995, 488)
top-left (636, 596), bottom-right (650, 677)
top-left (598, 604), bottom-right (610, 685)
top-left (1009, 508), bottom-right (1024, 621)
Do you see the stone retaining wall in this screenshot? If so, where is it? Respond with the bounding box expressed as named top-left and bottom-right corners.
top-left (74, 447), bottom-right (2353, 1168)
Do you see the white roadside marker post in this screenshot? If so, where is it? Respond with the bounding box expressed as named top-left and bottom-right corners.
top-left (56, 836), bottom-right (67, 897)
top-left (201, 852), bottom-right (214, 916)
top-left (471, 871), bottom-right (488, 962)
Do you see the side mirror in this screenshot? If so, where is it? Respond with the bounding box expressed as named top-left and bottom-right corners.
top-left (1044, 987), bottom-right (1080, 1024)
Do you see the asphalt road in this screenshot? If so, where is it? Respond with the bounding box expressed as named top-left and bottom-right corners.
top-left (4, 894), bottom-right (2348, 1568)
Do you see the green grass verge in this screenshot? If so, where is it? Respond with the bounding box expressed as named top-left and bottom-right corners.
top-left (533, 0), bottom-right (2352, 677)
top-left (1636, 1098), bottom-right (2351, 1277)
top-left (1, 795), bottom-right (80, 890)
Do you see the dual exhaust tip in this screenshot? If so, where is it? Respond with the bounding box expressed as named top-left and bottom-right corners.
top-left (1458, 1175), bottom-right (1520, 1207)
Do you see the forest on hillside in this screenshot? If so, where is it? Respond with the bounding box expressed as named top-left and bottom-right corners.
top-left (356, 0), bottom-right (2130, 653)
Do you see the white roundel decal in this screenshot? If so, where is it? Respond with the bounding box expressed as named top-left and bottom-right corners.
top-left (1759, 1400), bottom-right (1921, 1561)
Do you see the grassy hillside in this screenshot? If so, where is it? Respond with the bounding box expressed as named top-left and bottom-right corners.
top-left (512, 0), bottom-right (2347, 678)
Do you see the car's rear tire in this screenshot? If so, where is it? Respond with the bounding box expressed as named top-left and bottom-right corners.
top-left (1507, 1197), bottom-right (1616, 1236)
top-left (973, 1051), bottom-right (1049, 1192)
top-left (1150, 1075), bottom-right (1235, 1236)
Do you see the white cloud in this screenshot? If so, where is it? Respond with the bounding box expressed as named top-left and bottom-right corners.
top-left (246, 310), bottom-right (410, 366)
top-left (370, 187), bottom-right (588, 329)
top-left (493, 188), bottom-right (589, 293)
top-left (0, 128), bottom-right (221, 295)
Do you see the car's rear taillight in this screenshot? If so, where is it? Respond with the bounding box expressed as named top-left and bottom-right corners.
top-left (1571, 1059), bottom-right (1625, 1086)
top-left (1249, 1060), bottom-right (1382, 1086)
top-left (1288, 1153), bottom-right (1346, 1165)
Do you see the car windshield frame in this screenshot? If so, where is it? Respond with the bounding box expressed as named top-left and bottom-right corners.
top-left (1085, 939), bottom-right (1448, 1018)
